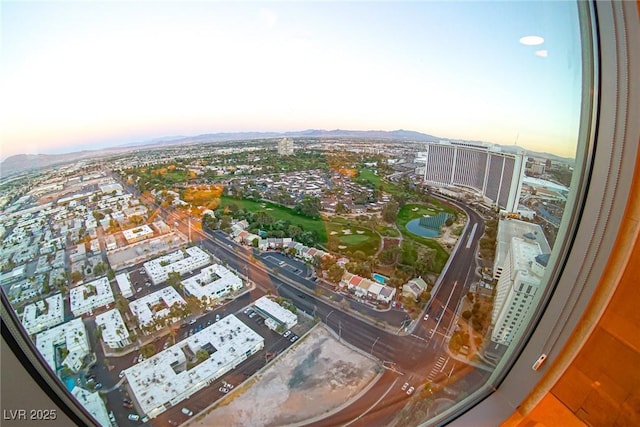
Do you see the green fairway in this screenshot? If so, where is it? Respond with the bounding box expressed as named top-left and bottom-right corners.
top-left (219, 196), bottom-right (328, 242)
top-left (339, 234), bottom-right (371, 245)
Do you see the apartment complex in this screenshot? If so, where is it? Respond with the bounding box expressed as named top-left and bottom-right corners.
top-left (277, 137), bottom-right (294, 156)
top-left (416, 140), bottom-right (526, 211)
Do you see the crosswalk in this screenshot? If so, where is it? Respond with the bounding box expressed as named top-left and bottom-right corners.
top-left (427, 356), bottom-right (448, 381)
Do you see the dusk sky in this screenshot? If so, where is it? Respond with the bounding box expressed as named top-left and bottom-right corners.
top-left (1, 1), bottom-right (583, 161)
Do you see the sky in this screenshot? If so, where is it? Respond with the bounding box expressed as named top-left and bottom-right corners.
top-left (1, 1), bottom-right (584, 160)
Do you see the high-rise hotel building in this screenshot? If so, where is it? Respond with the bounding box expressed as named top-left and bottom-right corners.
top-left (416, 140), bottom-right (526, 212)
top-left (490, 219), bottom-right (551, 346)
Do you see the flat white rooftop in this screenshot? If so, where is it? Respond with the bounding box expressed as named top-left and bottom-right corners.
top-left (128, 286), bottom-right (186, 327)
top-left (95, 309), bottom-right (130, 347)
top-left (71, 387), bottom-right (111, 427)
top-left (253, 296), bottom-right (298, 329)
top-left (69, 277), bottom-right (115, 317)
top-left (122, 224), bottom-right (154, 243)
top-left (35, 318), bottom-right (90, 373)
top-left (115, 273), bottom-right (134, 298)
top-left (143, 246), bottom-right (210, 285)
top-left (125, 314), bottom-right (264, 418)
top-left (182, 264), bottom-right (243, 301)
top-left (21, 293), bottom-right (65, 335)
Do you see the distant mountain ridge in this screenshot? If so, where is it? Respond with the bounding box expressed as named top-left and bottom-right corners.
top-left (1, 129), bottom-right (573, 178)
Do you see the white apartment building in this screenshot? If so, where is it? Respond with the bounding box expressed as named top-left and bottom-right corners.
top-left (415, 140), bottom-right (526, 212)
top-left (122, 224), bottom-right (154, 244)
top-left (125, 315), bottom-right (264, 419)
top-left (128, 287), bottom-right (186, 328)
top-left (143, 246), bottom-right (210, 285)
top-left (69, 277), bottom-right (115, 317)
top-left (182, 264), bottom-right (243, 302)
top-left (95, 309), bottom-right (131, 349)
top-left (35, 318), bottom-right (90, 373)
top-left (491, 236), bottom-right (550, 346)
top-left (115, 273), bottom-right (134, 298)
top-left (21, 293), bottom-right (65, 335)
top-left (71, 388), bottom-right (111, 427)
top-left (253, 296), bottom-right (298, 330)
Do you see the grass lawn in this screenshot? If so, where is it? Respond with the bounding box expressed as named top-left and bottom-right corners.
top-left (326, 223), bottom-right (380, 256)
top-left (339, 234), bottom-right (371, 245)
top-left (358, 168), bottom-right (402, 195)
top-left (375, 225), bottom-right (400, 237)
top-left (219, 196), bottom-right (328, 242)
top-left (397, 204), bottom-right (441, 230)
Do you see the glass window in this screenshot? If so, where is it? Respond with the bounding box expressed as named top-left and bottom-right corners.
top-left (4, 1), bottom-right (634, 427)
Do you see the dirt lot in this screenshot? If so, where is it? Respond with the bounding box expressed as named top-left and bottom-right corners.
top-left (193, 325), bottom-right (379, 427)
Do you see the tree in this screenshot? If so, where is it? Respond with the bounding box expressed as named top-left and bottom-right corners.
top-left (195, 349), bottom-right (209, 363)
top-left (115, 295), bottom-right (130, 314)
top-left (71, 271), bottom-right (83, 284)
top-left (335, 202), bottom-right (348, 214)
top-left (94, 262), bottom-right (107, 276)
top-left (294, 195), bottom-right (321, 218)
top-left (327, 264), bottom-right (345, 283)
top-left (140, 343), bottom-right (157, 359)
top-left (381, 201), bottom-right (399, 223)
top-left (166, 272), bottom-right (183, 291)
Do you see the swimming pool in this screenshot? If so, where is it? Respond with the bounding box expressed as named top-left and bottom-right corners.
top-left (406, 218), bottom-right (440, 238)
top-left (372, 273), bottom-right (387, 284)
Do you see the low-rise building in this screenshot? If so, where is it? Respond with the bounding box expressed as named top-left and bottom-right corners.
top-left (402, 277), bottom-right (429, 301)
top-left (35, 318), bottom-right (90, 373)
top-left (128, 287), bottom-right (186, 328)
top-left (125, 315), bottom-right (264, 419)
top-left (253, 296), bottom-right (298, 330)
top-left (143, 247), bottom-right (210, 285)
top-left (71, 388), bottom-right (111, 427)
top-left (115, 273), bottom-right (134, 298)
top-left (182, 264), bottom-right (243, 303)
top-left (95, 309), bottom-right (131, 349)
top-left (340, 272), bottom-right (397, 304)
top-left (69, 277), bottom-right (115, 317)
top-left (21, 293), bottom-right (65, 335)
top-left (122, 224), bottom-right (154, 244)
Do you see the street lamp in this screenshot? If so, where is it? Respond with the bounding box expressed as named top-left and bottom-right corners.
top-left (371, 336), bottom-right (380, 355)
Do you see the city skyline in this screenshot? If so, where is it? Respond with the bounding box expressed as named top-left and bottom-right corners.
top-left (1, 1), bottom-right (583, 160)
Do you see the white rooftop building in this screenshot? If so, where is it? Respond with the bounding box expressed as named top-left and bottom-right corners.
top-left (21, 293), bottom-right (65, 335)
top-left (35, 318), bottom-right (90, 373)
top-left (143, 247), bottom-right (211, 285)
top-left (69, 277), bottom-right (115, 317)
top-left (71, 387), bottom-right (111, 427)
top-left (493, 219), bottom-right (551, 280)
top-left (95, 309), bottom-right (132, 349)
top-left (115, 273), bottom-right (134, 298)
top-left (125, 315), bottom-right (264, 419)
top-left (253, 296), bottom-right (298, 330)
top-left (122, 224), bottom-right (154, 244)
top-left (129, 287), bottom-right (186, 328)
top-left (182, 264), bottom-right (243, 302)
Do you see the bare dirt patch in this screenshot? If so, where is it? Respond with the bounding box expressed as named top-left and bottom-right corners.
top-left (194, 326), bottom-right (378, 427)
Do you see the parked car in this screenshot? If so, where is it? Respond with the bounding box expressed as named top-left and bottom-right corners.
top-left (219, 387), bottom-right (229, 393)
top-left (181, 407), bottom-right (193, 416)
top-left (94, 383), bottom-right (103, 390)
top-left (290, 335), bottom-right (298, 343)
top-left (122, 402), bottom-right (133, 409)
top-left (224, 382), bottom-right (234, 389)
top-left (406, 386), bottom-right (415, 395)
top-left (248, 312), bottom-right (256, 318)
top-left (283, 330), bottom-right (292, 338)
top-left (128, 413), bottom-right (140, 421)
top-left (188, 318), bottom-right (197, 325)
top-left (119, 370), bottom-right (125, 378)
top-left (402, 382), bottom-right (409, 391)
top-left (423, 314), bottom-right (429, 321)
top-left (215, 314), bottom-right (221, 322)
top-left (243, 308), bottom-right (252, 314)
top-left (163, 342), bottom-right (170, 350)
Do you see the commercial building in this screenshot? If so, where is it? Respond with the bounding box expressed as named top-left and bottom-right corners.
top-left (125, 315), bottom-right (264, 419)
top-left (95, 309), bottom-right (132, 349)
top-left (143, 247), bottom-right (210, 285)
top-left (182, 264), bottom-right (243, 303)
top-left (493, 219), bottom-right (550, 280)
top-left (35, 318), bottom-right (90, 373)
top-left (490, 219), bottom-right (551, 346)
top-left (253, 296), bottom-right (298, 330)
top-left (415, 140), bottom-right (526, 212)
top-left (21, 293), bottom-right (65, 335)
top-left (122, 224), bottom-right (154, 244)
top-left (69, 277), bottom-right (115, 317)
top-left (128, 287), bottom-right (186, 328)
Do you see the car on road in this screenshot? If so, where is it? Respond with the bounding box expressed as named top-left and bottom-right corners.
top-left (290, 335), bottom-right (298, 343)
top-left (94, 383), bottom-right (103, 390)
top-left (119, 370), bottom-right (125, 378)
top-left (136, 287), bottom-right (142, 293)
top-left (188, 318), bottom-right (197, 325)
top-left (219, 387), bottom-right (229, 393)
top-left (128, 413), bottom-right (140, 421)
top-left (402, 382), bottom-right (409, 391)
top-left (122, 401), bottom-right (133, 409)
top-left (297, 293), bottom-right (306, 299)
top-left (283, 330), bottom-right (292, 338)
top-left (406, 386), bottom-right (415, 395)
top-left (423, 314), bottom-right (429, 321)
top-left (181, 407), bottom-right (193, 416)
